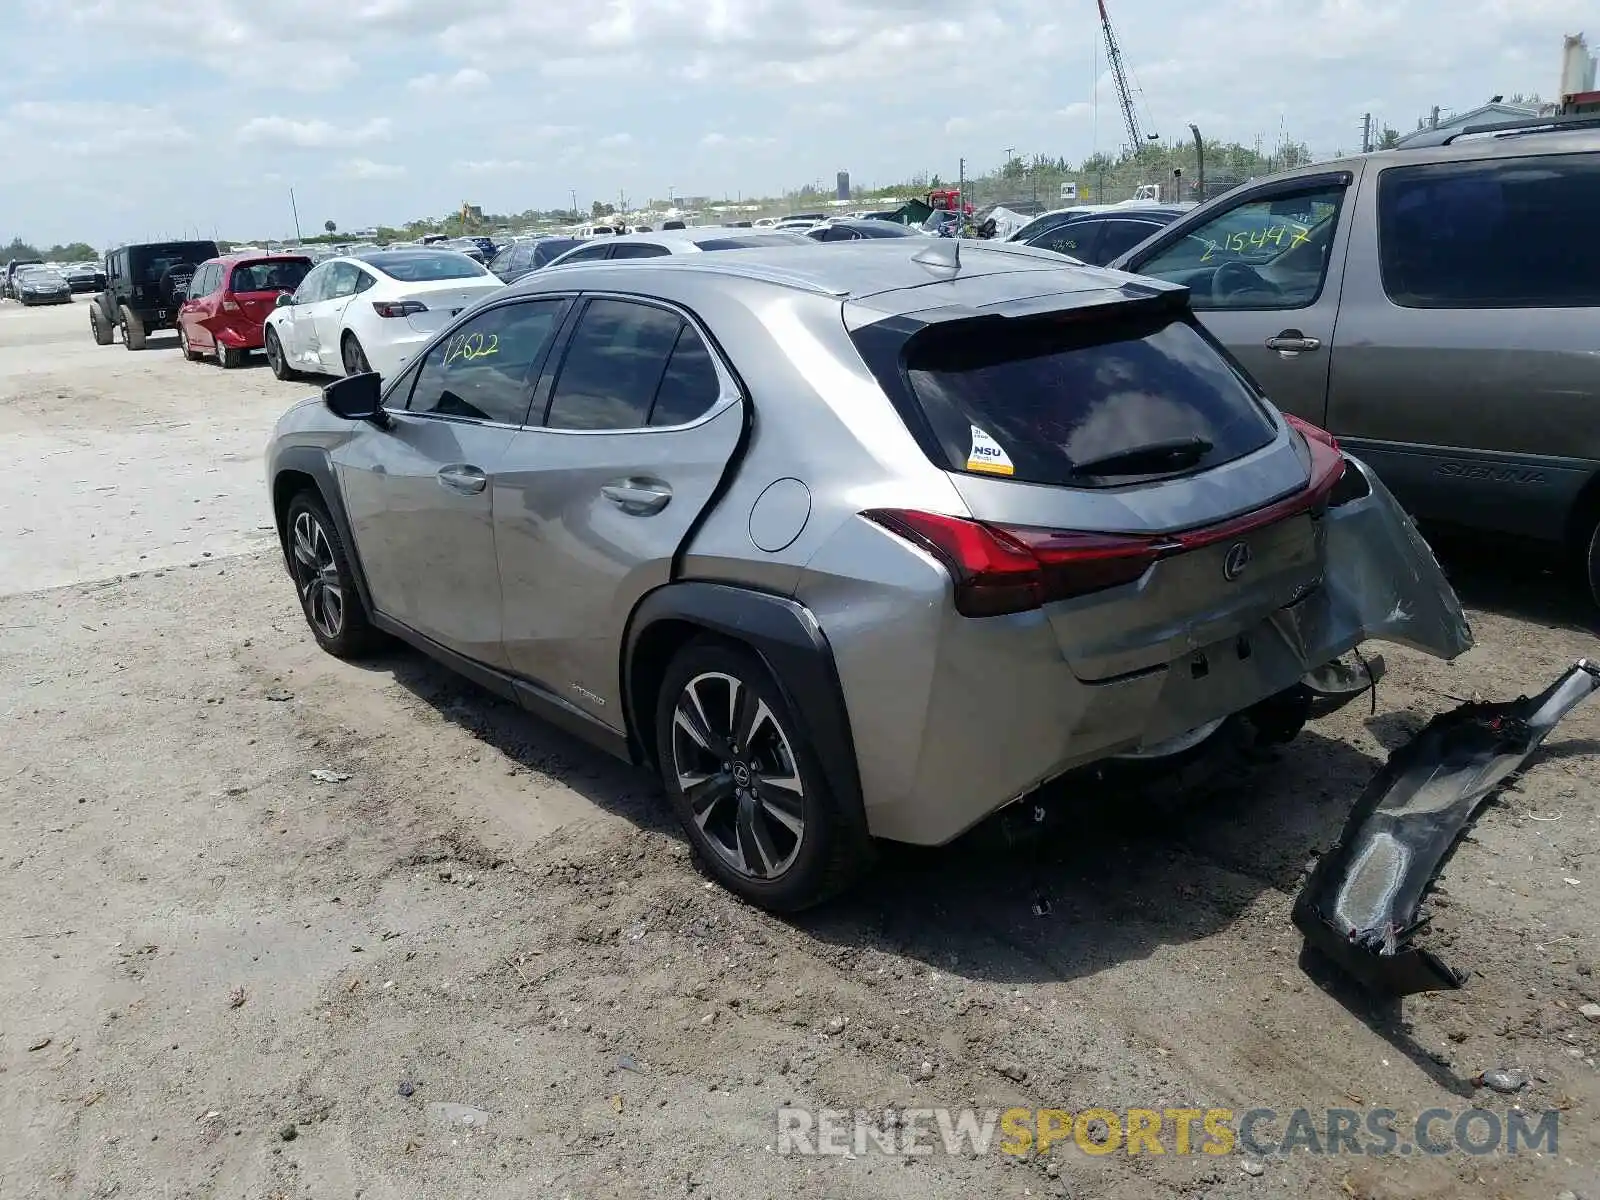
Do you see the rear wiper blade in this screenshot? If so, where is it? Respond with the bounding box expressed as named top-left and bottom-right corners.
top-left (1070, 436), bottom-right (1213, 477)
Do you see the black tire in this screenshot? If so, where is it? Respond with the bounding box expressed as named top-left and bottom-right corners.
top-left (341, 333), bottom-right (370, 377)
top-left (654, 638), bottom-right (871, 911)
top-left (120, 305), bottom-right (146, 351)
top-left (265, 327), bottom-right (297, 380)
top-left (1584, 518), bottom-right (1600, 610)
top-left (90, 307), bottom-right (112, 346)
top-left (215, 339), bottom-right (243, 369)
top-left (179, 326), bottom-right (203, 361)
top-left (283, 491), bottom-right (382, 659)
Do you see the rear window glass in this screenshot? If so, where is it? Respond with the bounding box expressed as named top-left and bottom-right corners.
top-left (230, 260), bottom-right (310, 292)
top-left (132, 243), bottom-right (217, 283)
top-left (358, 250), bottom-right (487, 282)
top-left (891, 314), bottom-right (1275, 487)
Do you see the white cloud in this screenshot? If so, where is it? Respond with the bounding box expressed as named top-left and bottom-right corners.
top-left (407, 67), bottom-right (489, 93)
top-left (339, 158), bottom-right (406, 180)
top-left (454, 159), bottom-right (534, 173)
top-left (700, 132), bottom-right (776, 149)
top-left (238, 116), bottom-right (394, 147)
top-left (0, 0), bottom-right (1590, 246)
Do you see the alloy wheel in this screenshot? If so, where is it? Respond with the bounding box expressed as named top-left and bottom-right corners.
top-left (342, 337), bottom-right (369, 375)
top-left (290, 509), bottom-right (343, 640)
top-left (669, 671), bottom-right (805, 880)
top-left (265, 330), bottom-right (284, 376)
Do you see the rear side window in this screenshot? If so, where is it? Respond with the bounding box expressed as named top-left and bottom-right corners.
top-left (544, 299), bottom-right (685, 430)
top-left (881, 313), bottom-right (1275, 488)
top-left (611, 243), bottom-right (672, 259)
top-left (1378, 154), bottom-right (1600, 308)
top-left (1093, 218), bottom-right (1164, 264)
top-left (649, 326), bottom-right (722, 426)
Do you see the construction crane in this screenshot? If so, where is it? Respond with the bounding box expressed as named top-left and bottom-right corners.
top-left (1097, 0), bottom-right (1149, 156)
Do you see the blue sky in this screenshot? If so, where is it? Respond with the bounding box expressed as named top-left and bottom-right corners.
top-left (0, 0), bottom-right (1585, 246)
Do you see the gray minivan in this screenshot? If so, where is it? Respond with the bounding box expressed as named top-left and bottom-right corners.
top-left (1110, 118), bottom-right (1600, 603)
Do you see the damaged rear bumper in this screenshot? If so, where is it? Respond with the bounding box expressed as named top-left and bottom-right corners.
top-left (1293, 660), bottom-right (1600, 995)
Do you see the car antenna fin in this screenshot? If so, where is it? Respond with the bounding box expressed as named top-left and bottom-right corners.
top-left (911, 237), bottom-right (961, 273)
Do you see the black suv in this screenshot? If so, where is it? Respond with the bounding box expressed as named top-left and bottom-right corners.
top-left (90, 240), bottom-right (218, 349)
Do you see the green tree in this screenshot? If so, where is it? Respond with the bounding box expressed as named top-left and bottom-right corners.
top-left (44, 242), bottom-right (96, 261)
top-left (2, 237), bottom-right (42, 260)
top-left (1377, 126), bottom-right (1402, 150)
top-left (323, 220), bottom-right (336, 234)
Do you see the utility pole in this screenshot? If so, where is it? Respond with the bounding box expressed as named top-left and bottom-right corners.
top-left (1361, 112), bottom-right (1372, 153)
top-left (1189, 123), bottom-right (1204, 200)
top-left (288, 187), bottom-right (303, 243)
top-left (569, 189), bottom-right (577, 219)
top-left (958, 157), bottom-right (966, 230)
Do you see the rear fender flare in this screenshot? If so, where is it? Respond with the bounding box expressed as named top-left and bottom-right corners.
top-left (270, 445), bottom-right (376, 616)
top-left (622, 583), bottom-right (869, 838)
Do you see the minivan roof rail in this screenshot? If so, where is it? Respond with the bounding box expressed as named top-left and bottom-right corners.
top-left (1397, 112), bottom-right (1600, 148)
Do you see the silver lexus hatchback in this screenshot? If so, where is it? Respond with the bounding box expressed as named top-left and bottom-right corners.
top-left (266, 239), bottom-right (1472, 910)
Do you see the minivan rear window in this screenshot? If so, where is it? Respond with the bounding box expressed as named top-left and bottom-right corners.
top-left (882, 313), bottom-right (1276, 487)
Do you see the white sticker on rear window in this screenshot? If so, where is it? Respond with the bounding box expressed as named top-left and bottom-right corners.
top-left (967, 425), bottom-right (1015, 476)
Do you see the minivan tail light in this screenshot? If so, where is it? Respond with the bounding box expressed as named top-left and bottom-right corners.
top-left (862, 509), bottom-right (1159, 617)
top-left (221, 296), bottom-right (241, 313)
top-left (1283, 412), bottom-right (1338, 452)
top-left (372, 300), bottom-right (427, 318)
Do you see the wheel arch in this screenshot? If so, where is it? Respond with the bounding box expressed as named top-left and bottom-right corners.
top-left (621, 582), bottom-right (869, 838)
top-left (1562, 465), bottom-right (1600, 556)
top-left (270, 446), bottom-right (376, 616)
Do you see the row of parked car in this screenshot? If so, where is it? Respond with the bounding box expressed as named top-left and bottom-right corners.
top-left (94, 111), bottom-right (1600, 620)
top-left (1, 258), bottom-right (105, 304)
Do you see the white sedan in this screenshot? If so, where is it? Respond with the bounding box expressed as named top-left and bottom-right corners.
top-left (263, 248), bottom-right (504, 382)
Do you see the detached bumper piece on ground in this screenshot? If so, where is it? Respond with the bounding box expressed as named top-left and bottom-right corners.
top-left (1294, 659), bottom-right (1600, 996)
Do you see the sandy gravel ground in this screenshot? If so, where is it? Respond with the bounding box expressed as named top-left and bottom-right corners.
top-left (2, 300), bottom-right (1597, 1200)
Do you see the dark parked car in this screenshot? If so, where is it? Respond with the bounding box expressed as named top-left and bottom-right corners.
top-left (12, 265), bottom-right (73, 305)
top-left (64, 262), bottom-right (106, 293)
top-left (1108, 117), bottom-right (1600, 603)
top-left (1008, 206), bottom-right (1186, 265)
top-left (90, 240), bottom-right (219, 349)
top-left (488, 237), bottom-right (583, 283)
top-left (805, 218), bottom-right (924, 242)
top-left (3, 258), bottom-right (43, 300)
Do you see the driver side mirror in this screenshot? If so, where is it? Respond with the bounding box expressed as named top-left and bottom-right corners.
top-left (323, 372), bottom-right (390, 427)
top-left (275, 292), bottom-right (295, 308)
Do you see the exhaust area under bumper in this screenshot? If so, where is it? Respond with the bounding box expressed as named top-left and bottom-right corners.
top-left (1293, 659), bottom-right (1600, 996)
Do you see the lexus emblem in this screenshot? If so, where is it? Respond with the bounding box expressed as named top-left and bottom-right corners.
top-left (731, 762), bottom-right (752, 788)
top-left (1223, 542), bottom-right (1252, 581)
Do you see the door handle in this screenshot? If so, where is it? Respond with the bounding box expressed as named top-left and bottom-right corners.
top-left (437, 464), bottom-right (487, 495)
top-left (1265, 330), bottom-right (1322, 354)
top-left (601, 479), bottom-right (672, 515)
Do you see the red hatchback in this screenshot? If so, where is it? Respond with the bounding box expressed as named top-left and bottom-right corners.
top-left (177, 253), bottom-right (313, 368)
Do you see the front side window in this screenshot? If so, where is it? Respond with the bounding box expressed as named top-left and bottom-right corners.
top-left (407, 300), bottom-right (567, 425)
top-left (1135, 185), bottom-right (1345, 310)
top-left (1378, 154), bottom-right (1600, 308)
top-left (543, 299), bottom-right (685, 430)
top-left (293, 263), bottom-right (330, 305)
top-left (1031, 220), bottom-right (1095, 259)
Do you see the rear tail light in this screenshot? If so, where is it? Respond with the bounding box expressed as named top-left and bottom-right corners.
top-left (862, 510), bottom-right (1159, 617)
top-left (863, 441), bottom-right (1347, 618)
top-left (222, 296), bottom-right (241, 313)
top-left (372, 300), bottom-right (427, 318)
